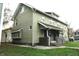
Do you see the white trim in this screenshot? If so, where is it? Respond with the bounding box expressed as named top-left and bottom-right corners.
top-left (12, 28), bottom-right (23, 33)
top-left (0, 3), bottom-right (4, 45)
top-left (32, 10), bottom-right (36, 46)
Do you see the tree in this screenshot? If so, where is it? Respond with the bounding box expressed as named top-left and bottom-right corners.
top-left (4, 8), bottom-right (12, 22)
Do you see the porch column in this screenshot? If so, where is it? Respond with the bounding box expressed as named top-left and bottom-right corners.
top-left (32, 38), bottom-right (35, 46)
top-left (47, 29), bottom-right (51, 46)
top-left (32, 33), bottom-right (35, 46)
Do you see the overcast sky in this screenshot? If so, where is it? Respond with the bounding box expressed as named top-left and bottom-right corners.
top-left (4, 0), bottom-right (79, 31)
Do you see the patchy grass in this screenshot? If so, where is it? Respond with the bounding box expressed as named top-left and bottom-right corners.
top-left (64, 41), bottom-right (79, 47)
top-left (0, 44), bottom-right (79, 56)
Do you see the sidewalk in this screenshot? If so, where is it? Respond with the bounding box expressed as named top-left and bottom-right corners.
top-left (10, 44), bottom-right (79, 50)
top-left (11, 44), bottom-right (66, 49)
top-left (66, 47), bottom-right (79, 49)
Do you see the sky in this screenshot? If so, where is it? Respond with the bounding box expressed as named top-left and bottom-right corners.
top-left (3, 0), bottom-right (79, 31)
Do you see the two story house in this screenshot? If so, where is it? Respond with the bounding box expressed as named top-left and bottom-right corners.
top-left (74, 29), bottom-right (79, 40)
top-left (11, 3), bottom-right (68, 46)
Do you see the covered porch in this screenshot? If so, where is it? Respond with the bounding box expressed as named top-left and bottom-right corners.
top-left (38, 22), bottom-right (64, 46)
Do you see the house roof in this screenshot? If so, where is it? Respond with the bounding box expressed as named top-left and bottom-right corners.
top-left (46, 12), bottom-right (59, 17)
top-left (39, 21), bottom-right (62, 31)
top-left (12, 3), bottom-right (68, 26)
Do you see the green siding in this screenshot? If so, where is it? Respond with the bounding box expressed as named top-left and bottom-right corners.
top-left (12, 5), bottom-right (33, 43)
top-left (13, 3), bottom-right (68, 44)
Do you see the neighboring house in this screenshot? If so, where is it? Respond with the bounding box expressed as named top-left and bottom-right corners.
top-left (11, 3), bottom-right (68, 46)
top-left (1, 8), bottom-right (13, 43)
top-left (0, 3), bottom-right (4, 44)
top-left (74, 29), bottom-right (79, 40)
top-left (68, 28), bottom-right (74, 41)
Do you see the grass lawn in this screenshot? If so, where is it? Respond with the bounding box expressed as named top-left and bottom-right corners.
top-left (64, 41), bottom-right (79, 47)
top-left (0, 44), bottom-right (79, 56)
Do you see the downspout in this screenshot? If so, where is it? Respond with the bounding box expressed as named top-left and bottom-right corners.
top-left (31, 7), bottom-right (35, 46)
top-left (46, 29), bottom-right (50, 46)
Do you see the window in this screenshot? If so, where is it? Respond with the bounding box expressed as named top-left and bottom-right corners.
top-left (20, 6), bottom-right (24, 14)
top-left (75, 32), bottom-right (76, 35)
top-left (15, 20), bottom-right (17, 26)
top-left (5, 33), bottom-right (7, 38)
top-left (12, 32), bottom-right (20, 38)
top-left (41, 17), bottom-right (45, 21)
top-left (78, 32), bottom-right (79, 35)
top-left (60, 31), bottom-right (63, 35)
top-left (12, 31), bottom-right (21, 39)
top-left (12, 29), bottom-right (23, 39)
top-left (76, 32), bottom-right (78, 35)
top-left (15, 22), bottom-right (17, 26)
top-left (29, 26), bottom-right (32, 30)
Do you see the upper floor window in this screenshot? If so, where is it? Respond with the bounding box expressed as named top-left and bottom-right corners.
top-left (20, 6), bottom-right (25, 14)
top-left (78, 32), bottom-right (79, 34)
top-left (14, 20), bottom-right (17, 26)
top-left (29, 26), bottom-right (32, 30)
top-left (41, 17), bottom-right (45, 21)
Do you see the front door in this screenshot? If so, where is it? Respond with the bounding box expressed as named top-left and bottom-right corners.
top-left (49, 30), bottom-right (59, 41)
top-left (43, 30), bottom-right (48, 45)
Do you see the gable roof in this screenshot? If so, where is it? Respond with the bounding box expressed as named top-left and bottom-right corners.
top-left (12, 3), bottom-right (68, 26)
